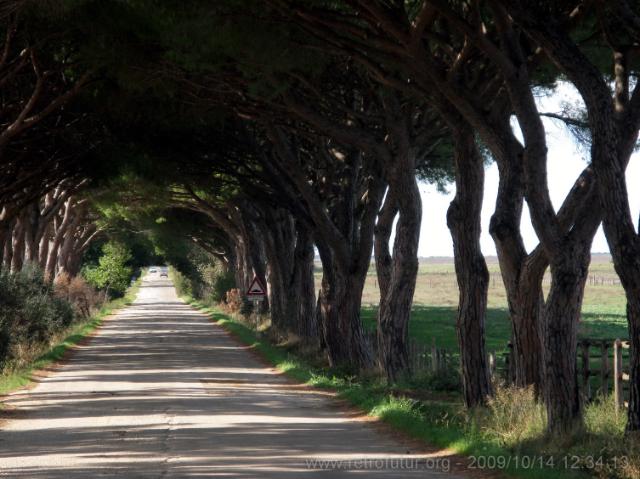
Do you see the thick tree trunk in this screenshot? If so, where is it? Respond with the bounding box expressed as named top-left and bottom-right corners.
top-left (378, 156), bottom-right (422, 382)
top-left (541, 250), bottom-right (592, 434)
top-left (627, 296), bottom-right (640, 432)
top-left (10, 215), bottom-right (25, 272)
top-left (0, 215), bottom-right (12, 268)
top-left (292, 224), bottom-right (317, 341)
top-left (57, 227), bottom-right (78, 276)
top-left (45, 240), bottom-right (60, 280)
top-left (45, 198), bottom-right (74, 279)
top-left (23, 203), bottom-right (39, 264)
top-left (233, 234), bottom-right (253, 294)
top-left (2, 219), bottom-right (14, 270)
top-left (374, 191), bottom-right (397, 302)
top-left (316, 243), bottom-right (373, 370)
top-left (512, 254), bottom-right (545, 390)
top-left (261, 209), bottom-right (295, 334)
top-left (447, 127), bottom-right (492, 407)
top-left (0, 228), bottom-right (6, 268)
top-left (56, 202), bottom-right (85, 277)
top-left (589, 126), bottom-right (640, 433)
top-left (484, 121), bottom-right (543, 391)
top-left (38, 224), bottom-right (51, 270)
top-left (264, 128), bottom-right (386, 370)
top-left (496, 164), bottom-right (599, 393)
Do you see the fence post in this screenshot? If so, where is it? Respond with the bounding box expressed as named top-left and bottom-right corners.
top-left (581, 341), bottom-right (591, 401)
top-left (488, 351), bottom-right (496, 379)
top-left (506, 342), bottom-right (514, 386)
top-left (614, 339), bottom-right (624, 412)
top-left (410, 340), bottom-right (418, 372)
top-left (601, 341), bottom-right (609, 395)
top-left (431, 338), bottom-right (438, 372)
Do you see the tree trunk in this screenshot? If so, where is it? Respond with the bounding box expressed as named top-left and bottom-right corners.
top-left (626, 295), bottom-right (640, 432)
top-left (0, 210), bottom-right (13, 268)
top-left (447, 126), bottom-right (492, 407)
top-left (45, 198), bottom-right (75, 279)
top-left (233, 233), bottom-right (253, 294)
top-left (38, 223), bottom-right (51, 270)
top-left (2, 219), bottom-right (14, 270)
top-left (377, 154), bottom-right (422, 382)
top-left (512, 254), bottom-right (545, 391)
top-left (10, 215), bottom-right (25, 272)
top-left (0, 226), bottom-right (6, 268)
top-left (56, 202), bottom-right (85, 277)
top-left (261, 209), bottom-right (295, 334)
top-left (22, 203), bottom-right (40, 265)
top-left (316, 243), bottom-right (373, 370)
top-left (541, 249), bottom-right (592, 434)
top-left (292, 223), bottom-right (317, 341)
top-left (374, 191), bottom-right (397, 302)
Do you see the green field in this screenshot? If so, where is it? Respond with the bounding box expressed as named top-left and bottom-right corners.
top-left (319, 253), bottom-right (629, 355)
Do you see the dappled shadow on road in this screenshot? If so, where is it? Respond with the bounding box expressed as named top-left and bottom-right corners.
top-left (0, 280), bottom-right (458, 478)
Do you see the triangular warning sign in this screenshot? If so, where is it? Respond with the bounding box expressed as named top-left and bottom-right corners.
top-left (246, 276), bottom-right (266, 296)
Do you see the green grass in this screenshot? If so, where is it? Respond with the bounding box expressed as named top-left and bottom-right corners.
top-left (327, 255), bottom-right (630, 358)
top-left (187, 299), bottom-right (595, 479)
top-left (0, 276), bottom-right (142, 397)
top-left (362, 305), bottom-right (629, 355)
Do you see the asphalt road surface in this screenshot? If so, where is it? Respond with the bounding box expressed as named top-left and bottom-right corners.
top-left (0, 273), bottom-right (464, 478)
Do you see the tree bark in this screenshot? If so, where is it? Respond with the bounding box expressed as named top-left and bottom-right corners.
top-left (10, 214), bottom-right (25, 272)
top-left (377, 149), bottom-right (422, 382)
top-left (57, 203), bottom-right (84, 276)
top-left (511, 254), bottom-right (545, 391)
top-left (447, 125), bottom-right (492, 407)
top-left (541, 245), bottom-right (594, 434)
top-left (374, 190), bottom-right (398, 303)
top-left (292, 223), bottom-right (317, 341)
top-left (2, 218), bottom-right (15, 270)
top-left (38, 222), bottom-right (51, 270)
top-left (0, 206), bottom-right (16, 268)
top-left (45, 197), bottom-right (75, 279)
top-left (259, 208), bottom-right (296, 333)
top-left (265, 128), bottom-right (385, 371)
top-left (23, 203), bottom-right (39, 264)
top-left (316, 241), bottom-right (373, 370)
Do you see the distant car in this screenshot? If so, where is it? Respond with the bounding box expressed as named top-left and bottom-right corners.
top-left (149, 268), bottom-right (157, 273)
top-left (160, 271), bottom-right (168, 277)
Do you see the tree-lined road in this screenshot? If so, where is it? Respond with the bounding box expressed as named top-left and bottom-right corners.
top-left (0, 275), bottom-right (461, 478)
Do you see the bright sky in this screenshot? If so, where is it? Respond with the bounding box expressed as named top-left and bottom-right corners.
top-left (417, 83), bottom-right (640, 257)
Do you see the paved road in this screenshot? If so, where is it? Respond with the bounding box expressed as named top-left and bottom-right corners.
top-left (0, 274), bottom-right (464, 478)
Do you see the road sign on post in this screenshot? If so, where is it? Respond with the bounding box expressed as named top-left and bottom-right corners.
top-left (246, 276), bottom-right (266, 297)
top-left (246, 275), bottom-right (266, 331)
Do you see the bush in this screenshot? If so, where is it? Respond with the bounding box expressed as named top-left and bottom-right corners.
top-left (171, 269), bottom-right (193, 298)
top-left (211, 269), bottom-right (236, 303)
top-left (0, 265), bottom-right (76, 372)
top-left (54, 273), bottom-right (102, 318)
top-left (162, 243), bottom-right (237, 306)
top-left (411, 366), bottom-right (462, 392)
top-left (224, 288), bottom-right (244, 313)
top-left (83, 241), bottom-right (133, 298)
top-left (477, 385), bottom-right (546, 448)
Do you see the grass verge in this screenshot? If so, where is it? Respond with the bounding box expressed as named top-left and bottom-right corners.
top-left (0, 276), bottom-right (142, 398)
top-left (186, 298), bottom-right (596, 479)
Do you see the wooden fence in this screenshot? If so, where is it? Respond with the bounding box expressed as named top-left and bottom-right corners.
top-left (364, 332), bottom-right (454, 373)
top-left (502, 339), bottom-right (631, 409)
top-left (366, 331), bottom-right (632, 409)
